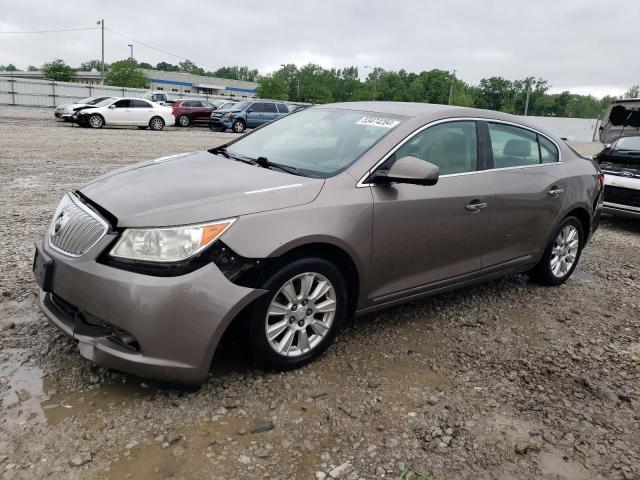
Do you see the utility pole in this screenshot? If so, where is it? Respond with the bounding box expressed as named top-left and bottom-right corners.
top-left (448, 69), bottom-right (457, 105)
top-left (524, 86), bottom-right (531, 116)
top-left (97, 19), bottom-right (104, 84)
top-left (128, 44), bottom-right (133, 60)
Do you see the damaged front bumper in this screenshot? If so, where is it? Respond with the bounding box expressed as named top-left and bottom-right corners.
top-left (36, 234), bottom-right (264, 384)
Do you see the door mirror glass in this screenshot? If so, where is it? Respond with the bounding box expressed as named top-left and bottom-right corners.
top-left (371, 156), bottom-right (440, 186)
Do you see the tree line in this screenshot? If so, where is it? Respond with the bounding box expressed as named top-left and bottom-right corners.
top-left (2, 60), bottom-right (638, 119)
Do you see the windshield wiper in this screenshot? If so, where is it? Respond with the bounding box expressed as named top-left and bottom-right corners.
top-left (211, 146), bottom-right (256, 165)
top-left (254, 156), bottom-right (304, 176)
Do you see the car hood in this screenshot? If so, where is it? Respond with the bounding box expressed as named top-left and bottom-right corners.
top-left (80, 150), bottom-right (324, 227)
top-left (599, 100), bottom-right (640, 144)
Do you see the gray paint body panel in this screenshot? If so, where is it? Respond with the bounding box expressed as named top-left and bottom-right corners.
top-left (37, 101), bottom-right (602, 382)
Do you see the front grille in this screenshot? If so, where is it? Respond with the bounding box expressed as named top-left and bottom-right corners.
top-left (603, 185), bottom-right (640, 208)
top-left (48, 193), bottom-right (108, 257)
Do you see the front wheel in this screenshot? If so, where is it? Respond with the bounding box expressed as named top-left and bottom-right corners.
top-left (232, 119), bottom-right (246, 133)
top-left (249, 258), bottom-right (347, 370)
top-left (88, 114), bottom-right (104, 129)
top-left (529, 216), bottom-right (584, 286)
top-left (149, 116), bottom-right (165, 131)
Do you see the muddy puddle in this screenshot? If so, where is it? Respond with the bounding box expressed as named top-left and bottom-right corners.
top-left (1, 348), bottom-right (150, 430)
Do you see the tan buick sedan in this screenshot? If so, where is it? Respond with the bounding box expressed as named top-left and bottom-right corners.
top-left (34, 102), bottom-right (604, 383)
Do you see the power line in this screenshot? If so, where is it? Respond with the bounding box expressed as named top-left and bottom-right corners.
top-left (104, 27), bottom-right (218, 69)
top-left (0, 27), bottom-right (98, 34)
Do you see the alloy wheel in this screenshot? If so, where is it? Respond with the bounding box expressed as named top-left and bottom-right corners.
top-left (179, 115), bottom-right (189, 126)
top-left (265, 272), bottom-right (337, 357)
top-left (150, 117), bottom-right (164, 130)
top-left (550, 224), bottom-right (579, 278)
top-left (89, 115), bottom-right (102, 128)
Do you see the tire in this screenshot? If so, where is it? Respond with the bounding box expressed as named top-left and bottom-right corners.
top-left (149, 116), bottom-right (165, 131)
top-left (232, 119), bottom-right (246, 133)
top-left (178, 114), bottom-right (191, 127)
top-left (248, 257), bottom-right (347, 370)
top-left (529, 216), bottom-right (584, 286)
top-left (88, 114), bottom-right (104, 129)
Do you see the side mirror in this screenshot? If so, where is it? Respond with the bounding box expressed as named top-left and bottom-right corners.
top-left (108, 104), bottom-right (116, 109)
top-left (371, 156), bottom-right (439, 186)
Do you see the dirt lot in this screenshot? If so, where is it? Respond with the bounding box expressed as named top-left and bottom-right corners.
top-left (0, 106), bottom-right (639, 480)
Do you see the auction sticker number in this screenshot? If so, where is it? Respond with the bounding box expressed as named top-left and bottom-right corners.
top-left (356, 117), bottom-right (400, 128)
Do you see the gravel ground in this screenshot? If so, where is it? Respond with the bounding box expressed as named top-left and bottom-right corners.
top-left (0, 106), bottom-right (639, 480)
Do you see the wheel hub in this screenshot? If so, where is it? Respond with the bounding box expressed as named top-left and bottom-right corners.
top-left (264, 272), bottom-right (337, 357)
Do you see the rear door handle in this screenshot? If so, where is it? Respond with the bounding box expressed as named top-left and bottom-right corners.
top-left (465, 199), bottom-right (488, 213)
top-left (547, 186), bottom-right (565, 196)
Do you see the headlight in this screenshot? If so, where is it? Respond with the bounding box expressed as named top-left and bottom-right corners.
top-left (109, 218), bottom-right (236, 263)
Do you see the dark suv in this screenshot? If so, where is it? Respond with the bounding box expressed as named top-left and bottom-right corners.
top-left (172, 99), bottom-right (237, 127)
top-left (209, 100), bottom-right (290, 133)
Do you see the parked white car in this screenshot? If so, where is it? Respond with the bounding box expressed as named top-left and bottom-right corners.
top-left (73, 97), bottom-right (174, 130)
top-left (54, 96), bottom-right (112, 121)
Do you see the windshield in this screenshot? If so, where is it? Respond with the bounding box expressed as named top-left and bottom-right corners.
top-left (614, 136), bottom-right (640, 151)
top-left (227, 101), bottom-right (251, 111)
top-left (225, 108), bottom-right (405, 177)
top-left (76, 97), bottom-right (94, 104)
top-left (92, 98), bottom-right (115, 108)
top-left (88, 96), bottom-right (109, 105)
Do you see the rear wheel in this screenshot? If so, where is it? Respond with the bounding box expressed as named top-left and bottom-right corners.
top-left (149, 116), bottom-right (165, 131)
top-left (249, 258), bottom-right (347, 370)
top-left (529, 216), bottom-right (584, 286)
top-left (178, 114), bottom-right (190, 127)
top-left (232, 119), bottom-right (246, 133)
top-left (88, 114), bottom-right (104, 129)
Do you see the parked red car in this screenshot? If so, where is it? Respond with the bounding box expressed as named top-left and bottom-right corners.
top-left (172, 99), bottom-right (237, 127)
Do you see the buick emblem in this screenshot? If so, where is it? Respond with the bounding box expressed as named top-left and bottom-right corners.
top-left (52, 212), bottom-right (68, 236)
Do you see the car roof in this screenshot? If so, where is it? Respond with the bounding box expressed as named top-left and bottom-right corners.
top-left (323, 101), bottom-right (461, 117)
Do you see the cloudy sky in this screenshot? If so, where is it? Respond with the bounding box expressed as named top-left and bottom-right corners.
top-left (0, 0), bottom-right (638, 97)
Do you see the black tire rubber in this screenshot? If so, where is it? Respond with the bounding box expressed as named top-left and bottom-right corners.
top-left (248, 257), bottom-right (347, 370)
top-left (149, 116), bottom-right (165, 131)
top-left (88, 114), bottom-right (104, 129)
top-left (178, 115), bottom-right (190, 127)
top-left (529, 216), bottom-right (584, 286)
top-left (232, 119), bottom-right (246, 133)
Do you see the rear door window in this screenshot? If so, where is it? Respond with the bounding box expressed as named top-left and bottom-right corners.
top-left (263, 103), bottom-right (277, 113)
top-left (131, 99), bottom-right (152, 108)
top-left (488, 123), bottom-right (540, 168)
top-left (394, 121), bottom-right (478, 175)
top-left (539, 136), bottom-right (559, 163)
top-left (276, 103), bottom-right (289, 113)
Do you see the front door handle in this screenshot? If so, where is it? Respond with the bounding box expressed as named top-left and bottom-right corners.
top-left (465, 200), bottom-right (488, 213)
top-left (547, 186), bottom-right (565, 196)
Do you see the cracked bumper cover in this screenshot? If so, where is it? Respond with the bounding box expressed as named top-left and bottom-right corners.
top-left (38, 235), bottom-right (264, 383)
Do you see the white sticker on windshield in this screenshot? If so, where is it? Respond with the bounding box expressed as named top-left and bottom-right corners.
top-left (356, 117), bottom-right (400, 128)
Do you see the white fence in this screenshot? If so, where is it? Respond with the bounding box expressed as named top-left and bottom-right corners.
top-left (0, 77), bottom-right (230, 107)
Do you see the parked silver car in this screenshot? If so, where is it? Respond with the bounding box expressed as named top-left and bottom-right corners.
top-left (34, 102), bottom-right (603, 383)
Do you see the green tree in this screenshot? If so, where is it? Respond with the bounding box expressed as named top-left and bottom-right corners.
top-left (156, 61), bottom-right (180, 72)
top-left (104, 59), bottom-right (148, 88)
top-left (27, 65), bottom-right (38, 71)
top-left (179, 59), bottom-right (205, 76)
top-left (256, 75), bottom-right (288, 100)
top-left (476, 76), bottom-right (513, 111)
top-left (41, 59), bottom-right (74, 82)
top-left (80, 59), bottom-right (106, 71)
top-left (624, 85), bottom-right (640, 99)
top-left (138, 62), bottom-right (153, 70)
